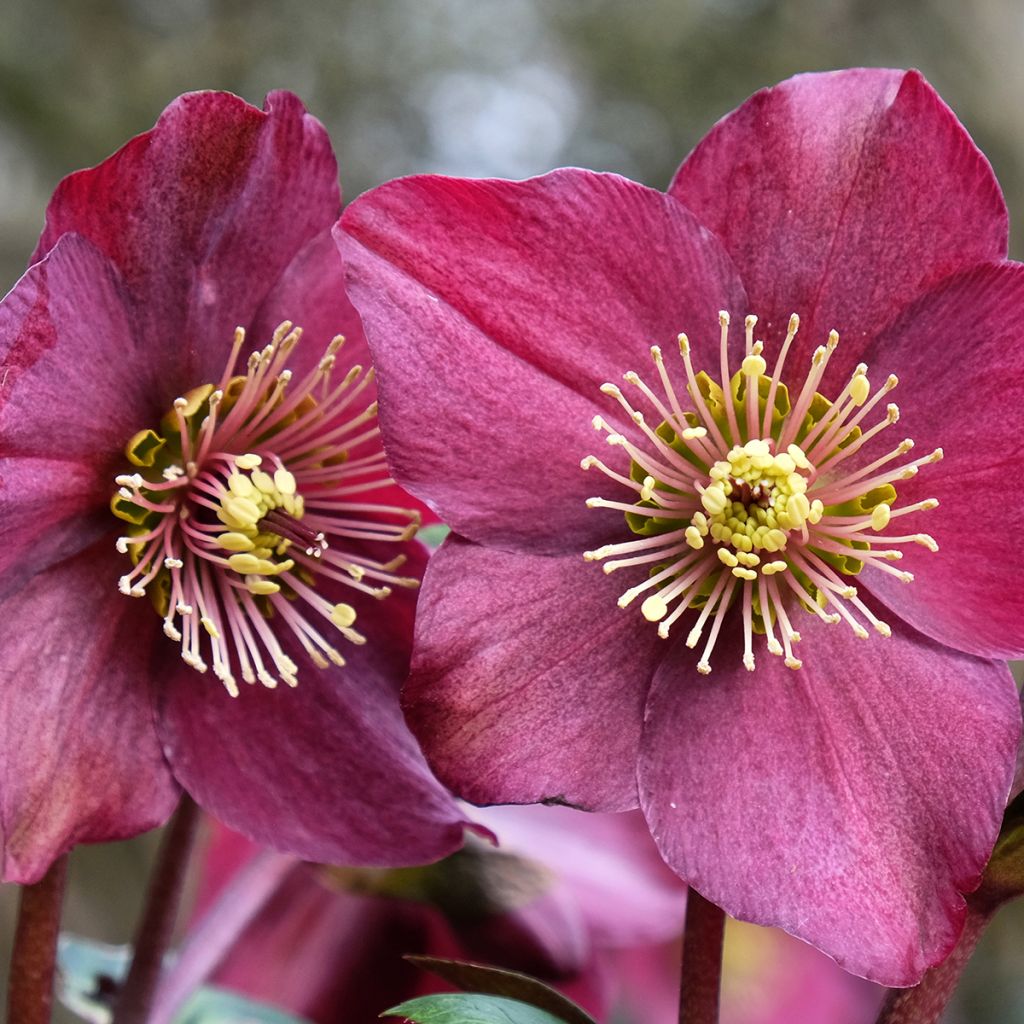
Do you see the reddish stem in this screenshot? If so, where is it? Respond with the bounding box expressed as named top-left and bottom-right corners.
top-left (874, 905), bottom-right (993, 1024)
top-left (7, 853), bottom-right (70, 1024)
top-left (679, 888), bottom-right (726, 1024)
top-left (113, 794), bottom-right (201, 1024)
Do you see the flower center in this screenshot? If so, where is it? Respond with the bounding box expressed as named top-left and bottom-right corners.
top-left (582, 312), bottom-right (941, 674)
top-left (111, 321), bottom-right (420, 696)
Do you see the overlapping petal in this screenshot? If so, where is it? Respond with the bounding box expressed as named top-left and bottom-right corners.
top-left (639, 613), bottom-right (1020, 985)
top-left (340, 170), bottom-right (747, 554)
top-left (0, 541), bottom-right (179, 882)
top-left (32, 90), bottom-right (340, 392)
top-left (857, 262), bottom-right (1024, 659)
top-left (671, 69), bottom-right (1008, 384)
top-left (156, 543), bottom-right (469, 866)
top-left (404, 537), bottom-right (667, 812)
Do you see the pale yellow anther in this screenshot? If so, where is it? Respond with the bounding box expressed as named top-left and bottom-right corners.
top-left (697, 660), bottom-right (712, 675)
top-left (885, 374), bottom-right (899, 390)
top-left (774, 453), bottom-right (796, 475)
top-left (600, 382), bottom-right (622, 398)
top-left (251, 469), bottom-right (276, 494)
top-left (871, 504), bottom-right (891, 531)
top-left (682, 427), bottom-right (707, 441)
top-left (228, 473), bottom-right (256, 497)
top-left (732, 566), bottom-right (757, 580)
top-left (850, 374), bottom-right (871, 406)
top-left (717, 548), bottom-right (739, 567)
top-left (692, 512), bottom-right (709, 533)
top-left (745, 314), bottom-right (758, 330)
top-left (228, 553), bottom-right (263, 575)
top-left (201, 616), bottom-right (220, 639)
top-left (785, 657), bottom-right (803, 670)
top-left (886, 403), bottom-right (900, 424)
top-left (640, 476), bottom-right (656, 502)
top-left (761, 560), bottom-right (788, 575)
top-left (742, 354), bottom-right (767, 376)
top-left (330, 603), bottom-right (358, 629)
top-left (685, 527), bottom-right (705, 550)
top-left (701, 487), bottom-right (728, 516)
top-left (914, 534), bottom-right (939, 551)
top-left (737, 551), bottom-right (760, 567)
top-left (580, 456), bottom-right (597, 470)
top-left (928, 448), bottom-right (944, 463)
top-left (875, 622), bottom-right (892, 637)
top-left (677, 333), bottom-right (690, 355)
top-left (744, 439), bottom-right (771, 458)
top-left (808, 499), bottom-right (824, 525)
top-left (787, 444), bottom-right (811, 470)
top-left (718, 310), bottom-right (730, 327)
top-left (217, 532), bottom-right (256, 552)
top-left (642, 595), bottom-right (669, 622)
top-left (274, 468), bottom-right (297, 496)
top-left (223, 496), bottom-right (261, 527)
top-left (246, 578), bottom-right (281, 596)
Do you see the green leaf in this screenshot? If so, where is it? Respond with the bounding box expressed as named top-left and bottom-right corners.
top-left (417, 523), bottom-right (451, 551)
top-left (383, 993), bottom-right (574, 1024)
top-left (175, 986), bottom-right (313, 1023)
top-left (404, 958), bottom-right (597, 1024)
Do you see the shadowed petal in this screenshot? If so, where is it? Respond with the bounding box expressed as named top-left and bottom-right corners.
top-left (639, 614), bottom-right (1020, 985)
top-left (0, 234), bottom-right (145, 593)
top-left (156, 544), bottom-right (470, 867)
top-left (404, 536), bottom-right (667, 812)
top-left (339, 170), bottom-right (747, 554)
top-left (0, 541), bottom-right (179, 883)
top-left (856, 262), bottom-right (1024, 659)
top-left (671, 69), bottom-right (1007, 383)
top-left (32, 91), bottom-right (340, 395)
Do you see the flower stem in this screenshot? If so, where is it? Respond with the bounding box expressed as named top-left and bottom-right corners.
top-left (113, 793), bottom-right (201, 1024)
top-left (6, 853), bottom-right (70, 1024)
top-left (678, 887), bottom-right (726, 1024)
top-left (874, 905), bottom-right (993, 1024)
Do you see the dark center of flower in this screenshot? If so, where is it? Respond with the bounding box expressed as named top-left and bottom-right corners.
top-left (111, 321), bottom-right (421, 696)
top-left (582, 311), bottom-right (940, 674)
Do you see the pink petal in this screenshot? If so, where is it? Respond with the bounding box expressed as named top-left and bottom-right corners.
top-left (156, 545), bottom-right (470, 867)
top-left (473, 804), bottom-right (686, 947)
top-left (638, 613), bottom-right (1020, 985)
top-left (404, 536), bottom-right (664, 812)
top-left (339, 170), bottom-right (747, 554)
top-left (0, 541), bottom-right (179, 883)
top-left (858, 261), bottom-right (1024, 659)
top-left (33, 91), bottom-right (340, 390)
top-left (671, 69), bottom-right (1007, 380)
top-left (0, 234), bottom-right (146, 590)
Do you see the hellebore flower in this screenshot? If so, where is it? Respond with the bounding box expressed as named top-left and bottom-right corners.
top-left (0, 90), bottom-right (468, 883)
top-left (338, 68), bottom-right (1024, 984)
top-left (188, 805), bottom-right (685, 1023)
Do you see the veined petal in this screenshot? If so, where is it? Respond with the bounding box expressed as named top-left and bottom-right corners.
top-left (339, 170), bottom-right (747, 555)
top-left (857, 261), bottom-right (1024, 659)
top-left (32, 90), bottom-right (340, 393)
top-left (0, 541), bottom-right (179, 883)
top-left (639, 613), bottom-right (1020, 986)
top-left (156, 544), bottom-right (470, 867)
top-left (0, 233), bottom-right (145, 588)
top-left (403, 536), bottom-right (666, 812)
top-left (671, 69), bottom-right (1007, 383)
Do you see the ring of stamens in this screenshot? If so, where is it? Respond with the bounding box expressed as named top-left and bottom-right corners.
top-left (582, 311), bottom-right (941, 675)
top-left (112, 321), bottom-right (422, 696)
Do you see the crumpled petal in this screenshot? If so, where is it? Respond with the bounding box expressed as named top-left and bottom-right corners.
top-left (0, 233), bottom-right (145, 595)
top-left (403, 536), bottom-right (667, 812)
top-left (857, 261), bottom-right (1024, 659)
top-left (32, 90), bottom-right (340, 395)
top-left (156, 542), bottom-right (470, 867)
top-left (339, 170), bottom-right (747, 555)
top-left (671, 69), bottom-right (1007, 382)
top-left (638, 612), bottom-right (1020, 985)
top-left (0, 541), bottom-right (179, 882)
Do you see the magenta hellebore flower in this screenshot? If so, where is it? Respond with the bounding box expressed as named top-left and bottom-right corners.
top-left (0, 90), bottom-right (469, 883)
top-left (338, 68), bottom-right (1024, 984)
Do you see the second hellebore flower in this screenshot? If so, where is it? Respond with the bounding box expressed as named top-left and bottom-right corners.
top-left (339, 69), bottom-right (1024, 984)
top-left (0, 90), bottom-right (468, 882)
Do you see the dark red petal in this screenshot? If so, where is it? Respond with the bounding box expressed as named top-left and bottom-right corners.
top-left (857, 261), bottom-right (1024, 658)
top-left (0, 234), bottom-right (144, 592)
top-left (403, 535), bottom-right (665, 812)
top-left (156, 544), bottom-right (469, 867)
top-left (33, 90), bottom-right (340, 394)
top-left (339, 170), bottom-right (747, 555)
top-left (671, 69), bottom-right (1007, 382)
top-left (0, 541), bottom-right (179, 882)
top-left (639, 614), bottom-right (1020, 985)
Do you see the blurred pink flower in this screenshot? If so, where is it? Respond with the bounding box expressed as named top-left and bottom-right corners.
top-left (189, 804), bottom-right (686, 1023)
top-left (0, 90), bottom-right (467, 883)
top-left (338, 68), bottom-right (1023, 984)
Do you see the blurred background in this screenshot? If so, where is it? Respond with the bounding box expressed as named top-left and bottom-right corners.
top-left (2, 0), bottom-right (1024, 1020)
